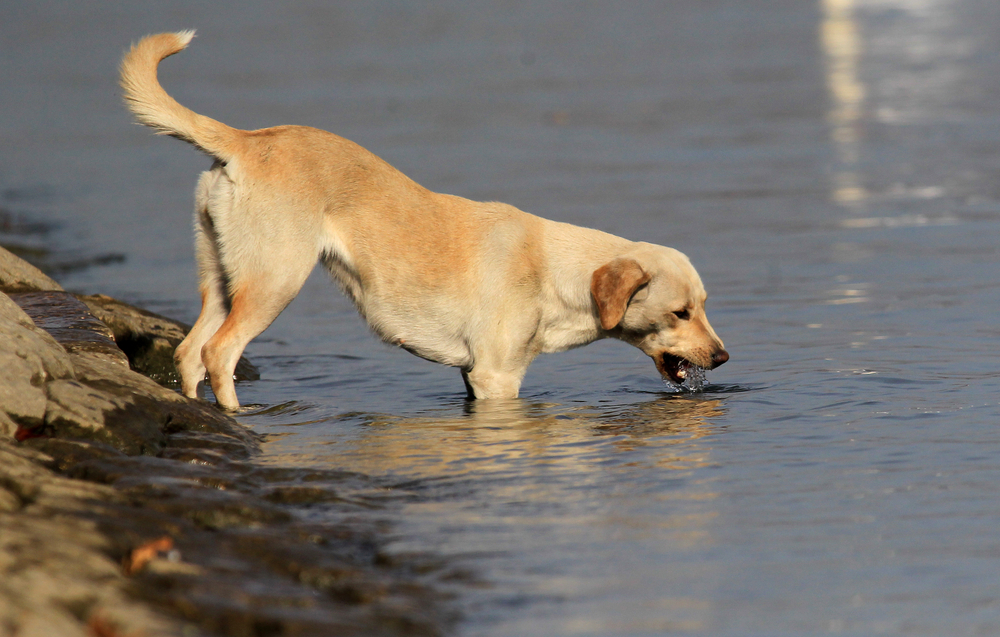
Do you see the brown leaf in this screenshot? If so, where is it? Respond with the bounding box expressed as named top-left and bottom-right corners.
top-left (122, 535), bottom-right (174, 575)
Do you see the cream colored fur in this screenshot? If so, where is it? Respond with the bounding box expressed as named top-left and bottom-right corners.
top-left (120, 31), bottom-right (728, 409)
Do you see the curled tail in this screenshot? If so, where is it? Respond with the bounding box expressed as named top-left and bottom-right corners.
top-left (120, 31), bottom-right (240, 161)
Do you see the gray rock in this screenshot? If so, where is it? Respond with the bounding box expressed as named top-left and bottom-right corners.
top-left (46, 351), bottom-right (258, 455)
top-left (0, 293), bottom-right (75, 430)
top-left (0, 289), bottom-right (36, 327)
top-left (0, 411), bottom-right (17, 440)
top-left (0, 244), bottom-right (63, 293)
top-left (0, 292), bottom-right (257, 455)
top-left (11, 248), bottom-right (461, 636)
top-left (0, 287), bottom-right (257, 454)
top-left (44, 377), bottom-right (163, 453)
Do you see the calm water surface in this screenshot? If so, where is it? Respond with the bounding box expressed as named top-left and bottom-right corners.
top-left (4, 1), bottom-right (1000, 634)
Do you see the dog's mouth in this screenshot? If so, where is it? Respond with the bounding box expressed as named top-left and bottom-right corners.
top-left (658, 353), bottom-right (694, 385)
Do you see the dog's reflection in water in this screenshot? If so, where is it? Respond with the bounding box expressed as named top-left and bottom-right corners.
top-left (258, 396), bottom-right (726, 480)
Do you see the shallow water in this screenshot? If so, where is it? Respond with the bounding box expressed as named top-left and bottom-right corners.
top-left (5, 0), bottom-right (1000, 634)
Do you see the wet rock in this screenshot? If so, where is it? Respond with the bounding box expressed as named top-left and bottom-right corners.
top-left (3, 377), bottom-right (456, 637)
top-left (78, 293), bottom-right (260, 385)
top-left (163, 430), bottom-right (258, 460)
top-left (260, 484), bottom-right (353, 506)
top-left (40, 436), bottom-right (456, 636)
top-left (0, 286), bottom-right (258, 456)
top-left (0, 442), bottom-right (188, 636)
top-left (43, 376), bottom-right (170, 455)
top-left (0, 244), bottom-right (63, 293)
top-left (44, 350), bottom-right (258, 456)
top-left (0, 293), bottom-right (75, 435)
top-left (0, 246), bottom-right (454, 635)
top-left (12, 290), bottom-right (129, 367)
top-left (158, 445), bottom-right (239, 468)
top-left (65, 455), bottom-right (247, 492)
top-left (25, 438), bottom-right (127, 473)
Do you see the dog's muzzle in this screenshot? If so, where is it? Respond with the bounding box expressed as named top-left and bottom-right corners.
top-left (659, 349), bottom-right (729, 384)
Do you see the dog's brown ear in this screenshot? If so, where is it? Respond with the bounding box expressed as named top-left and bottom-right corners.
top-left (591, 258), bottom-right (651, 330)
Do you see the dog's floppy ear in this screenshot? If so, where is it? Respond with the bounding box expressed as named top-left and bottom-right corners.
top-left (591, 258), bottom-right (651, 330)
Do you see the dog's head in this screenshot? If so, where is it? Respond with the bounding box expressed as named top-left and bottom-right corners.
top-left (591, 244), bottom-right (728, 385)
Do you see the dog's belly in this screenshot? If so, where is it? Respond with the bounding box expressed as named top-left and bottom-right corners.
top-left (385, 320), bottom-right (473, 368)
top-left (359, 302), bottom-right (473, 369)
top-left (320, 255), bottom-right (474, 368)
top-left (396, 335), bottom-right (472, 368)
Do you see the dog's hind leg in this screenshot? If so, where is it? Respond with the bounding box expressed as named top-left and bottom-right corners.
top-left (175, 174), bottom-right (229, 399)
top-left (175, 280), bottom-right (227, 398)
top-left (185, 166), bottom-right (322, 410)
top-left (200, 270), bottom-right (310, 410)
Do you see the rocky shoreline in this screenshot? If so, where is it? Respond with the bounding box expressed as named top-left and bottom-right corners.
top-left (0, 246), bottom-right (453, 637)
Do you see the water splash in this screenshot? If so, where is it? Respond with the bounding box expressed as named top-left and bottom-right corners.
top-left (664, 366), bottom-right (708, 393)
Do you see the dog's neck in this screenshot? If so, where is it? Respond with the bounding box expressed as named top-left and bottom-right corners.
top-left (535, 220), bottom-right (633, 354)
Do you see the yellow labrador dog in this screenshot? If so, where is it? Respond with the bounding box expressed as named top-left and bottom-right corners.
top-left (120, 31), bottom-right (728, 409)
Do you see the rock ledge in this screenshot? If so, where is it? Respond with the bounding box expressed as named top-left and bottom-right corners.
top-left (0, 246), bottom-right (452, 636)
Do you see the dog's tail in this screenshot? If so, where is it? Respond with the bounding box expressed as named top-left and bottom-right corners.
top-left (120, 31), bottom-right (240, 162)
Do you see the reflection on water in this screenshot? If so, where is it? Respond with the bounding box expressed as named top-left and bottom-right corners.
top-left (248, 395), bottom-right (727, 634)
top-left (821, 0), bottom-right (869, 205)
top-left (863, 0), bottom-right (973, 126)
top-left (254, 395), bottom-right (725, 478)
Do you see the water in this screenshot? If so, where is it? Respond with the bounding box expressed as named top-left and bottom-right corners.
top-left (4, 1), bottom-right (1000, 634)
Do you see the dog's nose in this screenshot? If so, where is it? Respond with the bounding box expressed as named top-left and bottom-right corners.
top-left (711, 349), bottom-right (729, 368)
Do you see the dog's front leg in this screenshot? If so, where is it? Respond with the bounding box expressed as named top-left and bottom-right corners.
top-left (461, 366), bottom-right (525, 399)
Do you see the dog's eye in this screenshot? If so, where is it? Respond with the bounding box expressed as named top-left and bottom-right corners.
top-left (673, 309), bottom-right (690, 321)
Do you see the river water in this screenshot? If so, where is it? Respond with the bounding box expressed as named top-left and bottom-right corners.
top-left (4, 1), bottom-right (1000, 634)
